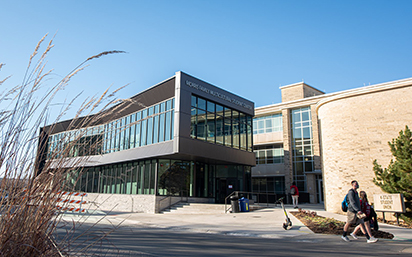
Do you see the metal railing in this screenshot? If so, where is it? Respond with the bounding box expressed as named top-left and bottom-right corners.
top-left (156, 190), bottom-right (188, 213)
top-left (224, 191), bottom-right (283, 213)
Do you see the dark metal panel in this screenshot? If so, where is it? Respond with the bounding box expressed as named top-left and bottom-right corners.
top-left (178, 137), bottom-right (255, 166)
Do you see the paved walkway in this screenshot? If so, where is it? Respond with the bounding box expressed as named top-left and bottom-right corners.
top-left (61, 203), bottom-right (412, 242)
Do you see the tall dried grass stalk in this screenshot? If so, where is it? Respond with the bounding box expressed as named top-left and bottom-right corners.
top-left (0, 35), bottom-right (126, 256)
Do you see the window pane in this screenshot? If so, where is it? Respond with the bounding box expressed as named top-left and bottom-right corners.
top-left (207, 112), bottom-right (215, 143)
top-left (207, 101), bottom-right (215, 113)
top-left (198, 98), bottom-right (206, 110)
top-left (171, 110), bottom-right (174, 140)
top-left (130, 125), bottom-right (135, 148)
top-left (135, 122), bottom-right (141, 147)
top-left (166, 99), bottom-right (172, 111)
top-left (132, 163), bottom-right (138, 194)
top-left (141, 109), bottom-right (147, 119)
top-left (216, 115), bottom-right (224, 145)
top-left (224, 117), bottom-right (232, 147)
top-left (303, 127), bottom-right (311, 139)
top-left (216, 104), bottom-right (223, 114)
top-left (147, 117), bottom-right (153, 145)
top-left (159, 113), bottom-right (165, 142)
top-left (266, 149), bottom-right (273, 164)
top-left (160, 102), bottom-right (165, 113)
top-left (141, 119), bottom-right (147, 146)
top-left (302, 110), bottom-right (310, 121)
top-left (191, 108), bottom-right (197, 139)
top-left (148, 106), bottom-right (154, 116)
top-left (165, 111), bottom-right (172, 141)
top-left (153, 115), bottom-right (159, 144)
top-left (124, 125), bottom-right (130, 150)
top-left (232, 120), bottom-right (239, 149)
top-left (197, 109), bottom-right (206, 140)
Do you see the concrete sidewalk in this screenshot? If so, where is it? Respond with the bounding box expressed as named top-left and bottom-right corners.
top-left (61, 203), bottom-right (412, 241)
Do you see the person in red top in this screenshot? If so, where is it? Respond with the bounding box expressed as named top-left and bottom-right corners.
top-left (290, 182), bottom-right (299, 209)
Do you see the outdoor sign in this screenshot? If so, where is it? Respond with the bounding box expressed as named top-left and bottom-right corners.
top-left (373, 193), bottom-right (406, 213)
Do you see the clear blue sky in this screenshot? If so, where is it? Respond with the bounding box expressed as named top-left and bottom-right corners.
top-left (1, 0), bottom-right (412, 119)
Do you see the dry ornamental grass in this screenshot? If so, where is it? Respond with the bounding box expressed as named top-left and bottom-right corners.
top-left (0, 34), bottom-right (126, 256)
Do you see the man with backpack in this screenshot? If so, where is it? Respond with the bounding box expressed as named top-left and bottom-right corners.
top-left (341, 180), bottom-right (378, 243)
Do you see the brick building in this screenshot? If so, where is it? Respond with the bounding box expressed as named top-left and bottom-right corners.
top-left (252, 77), bottom-right (412, 212)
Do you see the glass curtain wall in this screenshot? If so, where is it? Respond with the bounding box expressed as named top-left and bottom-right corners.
top-left (252, 176), bottom-right (285, 195)
top-left (290, 107), bottom-right (314, 192)
top-left (47, 98), bottom-right (174, 159)
top-left (191, 95), bottom-right (253, 152)
top-left (66, 159), bottom-right (250, 198)
top-left (254, 144), bottom-right (284, 165)
top-left (253, 114), bottom-right (283, 135)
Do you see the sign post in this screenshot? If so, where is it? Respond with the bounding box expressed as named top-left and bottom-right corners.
top-left (373, 194), bottom-right (406, 225)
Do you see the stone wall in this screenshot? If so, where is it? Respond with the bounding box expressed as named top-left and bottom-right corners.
top-left (83, 193), bottom-right (156, 213)
top-left (317, 85), bottom-right (412, 213)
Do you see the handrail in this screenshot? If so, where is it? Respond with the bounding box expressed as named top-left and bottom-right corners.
top-left (224, 191), bottom-right (281, 213)
top-left (157, 190), bottom-right (189, 213)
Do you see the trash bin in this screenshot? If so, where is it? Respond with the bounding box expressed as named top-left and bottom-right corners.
top-left (239, 197), bottom-right (249, 212)
top-left (230, 195), bottom-right (239, 213)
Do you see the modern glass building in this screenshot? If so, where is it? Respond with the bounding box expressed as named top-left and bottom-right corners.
top-left (37, 72), bottom-right (255, 213)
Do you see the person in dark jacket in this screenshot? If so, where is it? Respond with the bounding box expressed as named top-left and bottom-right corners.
top-left (341, 180), bottom-right (378, 243)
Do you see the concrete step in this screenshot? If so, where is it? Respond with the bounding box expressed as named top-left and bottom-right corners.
top-left (162, 203), bottom-right (226, 214)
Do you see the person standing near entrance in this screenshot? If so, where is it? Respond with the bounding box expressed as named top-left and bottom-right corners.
top-left (341, 180), bottom-right (378, 243)
top-left (290, 182), bottom-right (299, 209)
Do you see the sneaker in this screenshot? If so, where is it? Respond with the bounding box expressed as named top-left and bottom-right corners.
top-left (341, 236), bottom-right (350, 242)
top-left (350, 233), bottom-right (358, 240)
top-left (367, 237), bottom-right (378, 243)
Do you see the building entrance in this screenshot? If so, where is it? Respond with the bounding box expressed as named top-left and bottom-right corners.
top-left (215, 178), bottom-right (239, 203)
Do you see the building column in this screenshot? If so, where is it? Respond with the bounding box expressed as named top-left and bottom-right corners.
top-left (282, 109), bottom-right (293, 202)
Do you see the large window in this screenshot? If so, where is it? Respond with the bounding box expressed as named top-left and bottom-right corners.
top-left (191, 95), bottom-right (253, 152)
top-left (47, 98), bottom-right (175, 159)
top-left (253, 114), bottom-right (282, 134)
top-left (291, 107), bottom-right (313, 192)
top-left (66, 159), bottom-right (251, 199)
top-left (254, 144), bottom-right (284, 165)
top-left (252, 176), bottom-right (285, 194)
top-left (47, 125), bottom-right (104, 159)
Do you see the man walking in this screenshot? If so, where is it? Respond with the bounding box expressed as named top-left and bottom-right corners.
top-left (341, 180), bottom-right (378, 243)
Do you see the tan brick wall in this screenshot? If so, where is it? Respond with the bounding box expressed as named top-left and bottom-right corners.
top-left (282, 109), bottom-right (293, 190)
top-left (281, 83), bottom-right (324, 102)
top-left (310, 104), bottom-right (322, 171)
top-left (317, 86), bottom-right (412, 213)
top-left (281, 85), bottom-right (304, 102)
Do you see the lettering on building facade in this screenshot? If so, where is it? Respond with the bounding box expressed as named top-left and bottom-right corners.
top-left (185, 80), bottom-right (253, 110)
